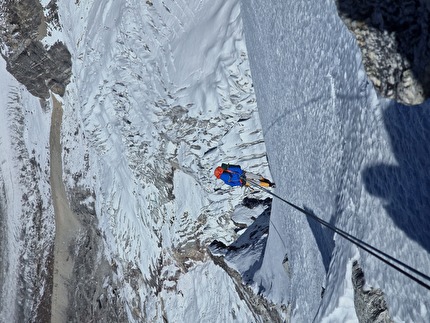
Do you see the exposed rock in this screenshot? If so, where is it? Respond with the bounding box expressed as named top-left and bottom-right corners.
top-left (336, 0), bottom-right (430, 105)
top-left (0, 0), bottom-right (71, 98)
top-left (207, 198), bottom-right (288, 322)
top-left (208, 251), bottom-right (288, 323)
top-left (351, 261), bottom-right (392, 323)
top-left (68, 217), bottom-right (128, 323)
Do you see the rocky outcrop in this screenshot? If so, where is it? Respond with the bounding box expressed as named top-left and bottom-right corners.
top-left (208, 198), bottom-right (289, 322)
top-left (0, 0), bottom-right (71, 98)
top-left (351, 261), bottom-right (392, 323)
top-left (336, 0), bottom-right (430, 105)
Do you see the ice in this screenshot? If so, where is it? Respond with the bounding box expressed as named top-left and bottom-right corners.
top-left (242, 0), bottom-right (430, 321)
top-left (2, 0), bottom-right (429, 321)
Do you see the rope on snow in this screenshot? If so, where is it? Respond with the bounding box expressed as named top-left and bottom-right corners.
top-left (248, 180), bottom-right (430, 291)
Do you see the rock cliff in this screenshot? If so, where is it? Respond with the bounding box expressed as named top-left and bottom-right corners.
top-left (336, 0), bottom-right (430, 105)
top-left (352, 261), bottom-right (392, 323)
top-left (0, 0), bottom-right (71, 98)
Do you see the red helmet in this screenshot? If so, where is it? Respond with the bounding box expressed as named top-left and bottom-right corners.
top-left (214, 166), bottom-right (223, 179)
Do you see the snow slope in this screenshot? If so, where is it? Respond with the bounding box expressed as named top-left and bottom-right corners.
top-left (0, 57), bottom-right (54, 322)
top-left (2, 0), bottom-right (429, 321)
top-left (241, 0), bottom-right (430, 321)
top-left (57, 0), bottom-right (273, 321)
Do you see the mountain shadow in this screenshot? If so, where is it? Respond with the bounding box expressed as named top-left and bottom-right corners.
top-left (303, 206), bottom-right (335, 274)
top-left (362, 102), bottom-right (430, 252)
top-left (208, 197), bottom-right (272, 285)
top-left (336, 0), bottom-right (430, 101)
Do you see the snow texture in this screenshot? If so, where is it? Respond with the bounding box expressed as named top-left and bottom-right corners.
top-left (1, 0), bottom-right (430, 322)
top-left (0, 57), bottom-right (54, 321)
top-left (56, 0), bottom-right (272, 321)
top-left (242, 0), bottom-right (430, 321)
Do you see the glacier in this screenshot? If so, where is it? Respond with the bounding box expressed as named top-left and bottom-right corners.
top-left (0, 0), bottom-right (429, 322)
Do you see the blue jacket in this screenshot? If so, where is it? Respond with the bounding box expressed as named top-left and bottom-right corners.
top-left (220, 165), bottom-right (244, 187)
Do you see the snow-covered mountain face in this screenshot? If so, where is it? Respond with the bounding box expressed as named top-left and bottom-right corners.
top-left (0, 65), bottom-right (55, 322)
top-left (57, 0), bottom-right (275, 321)
top-left (1, 0), bottom-right (430, 322)
top-left (1, 0), bottom-right (277, 321)
top-left (242, 0), bottom-right (430, 322)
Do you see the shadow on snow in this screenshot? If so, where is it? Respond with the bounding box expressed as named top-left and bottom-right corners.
top-left (303, 206), bottom-right (335, 274)
top-left (208, 197), bottom-right (271, 285)
top-left (362, 101), bottom-right (430, 253)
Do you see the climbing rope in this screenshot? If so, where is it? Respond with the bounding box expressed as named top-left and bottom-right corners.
top-left (248, 180), bottom-right (430, 291)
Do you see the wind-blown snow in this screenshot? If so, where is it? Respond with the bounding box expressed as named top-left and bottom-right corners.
top-left (2, 0), bottom-right (430, 321)
top-left (57, 0), bottom-right (272, 320)
top-left (242, 0), bottom-right (430, 321)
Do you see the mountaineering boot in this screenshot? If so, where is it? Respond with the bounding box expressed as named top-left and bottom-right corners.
top-left (259, 177), bottom-right (275, 188)
top-left (259, 181), bottom-right (270, 187)
top-left (261, 177), bottom-right (276, 188)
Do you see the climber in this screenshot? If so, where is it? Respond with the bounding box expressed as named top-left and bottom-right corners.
top-left (214, 163), bottom-right (275, 188)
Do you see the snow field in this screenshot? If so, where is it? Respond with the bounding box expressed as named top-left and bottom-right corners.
top-left (0, 57), bottom-right (22, 322)
top-left (242, 0), bottom-right (430, 321)
top-left (2, 0), bottom-right (429, 321)
top-left (0, 57), bottom-right (54, 322)
top-left (58, 0), bottom-right (273, 320)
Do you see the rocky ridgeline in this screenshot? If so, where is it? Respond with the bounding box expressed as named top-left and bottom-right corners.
top-left (336, 0), bottom-right (430, 106)
top-left (0, 0), bottom-right (71, 98)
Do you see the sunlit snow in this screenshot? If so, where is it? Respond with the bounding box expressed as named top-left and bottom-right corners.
top-left (1, 0), bottom-right (429, 322)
